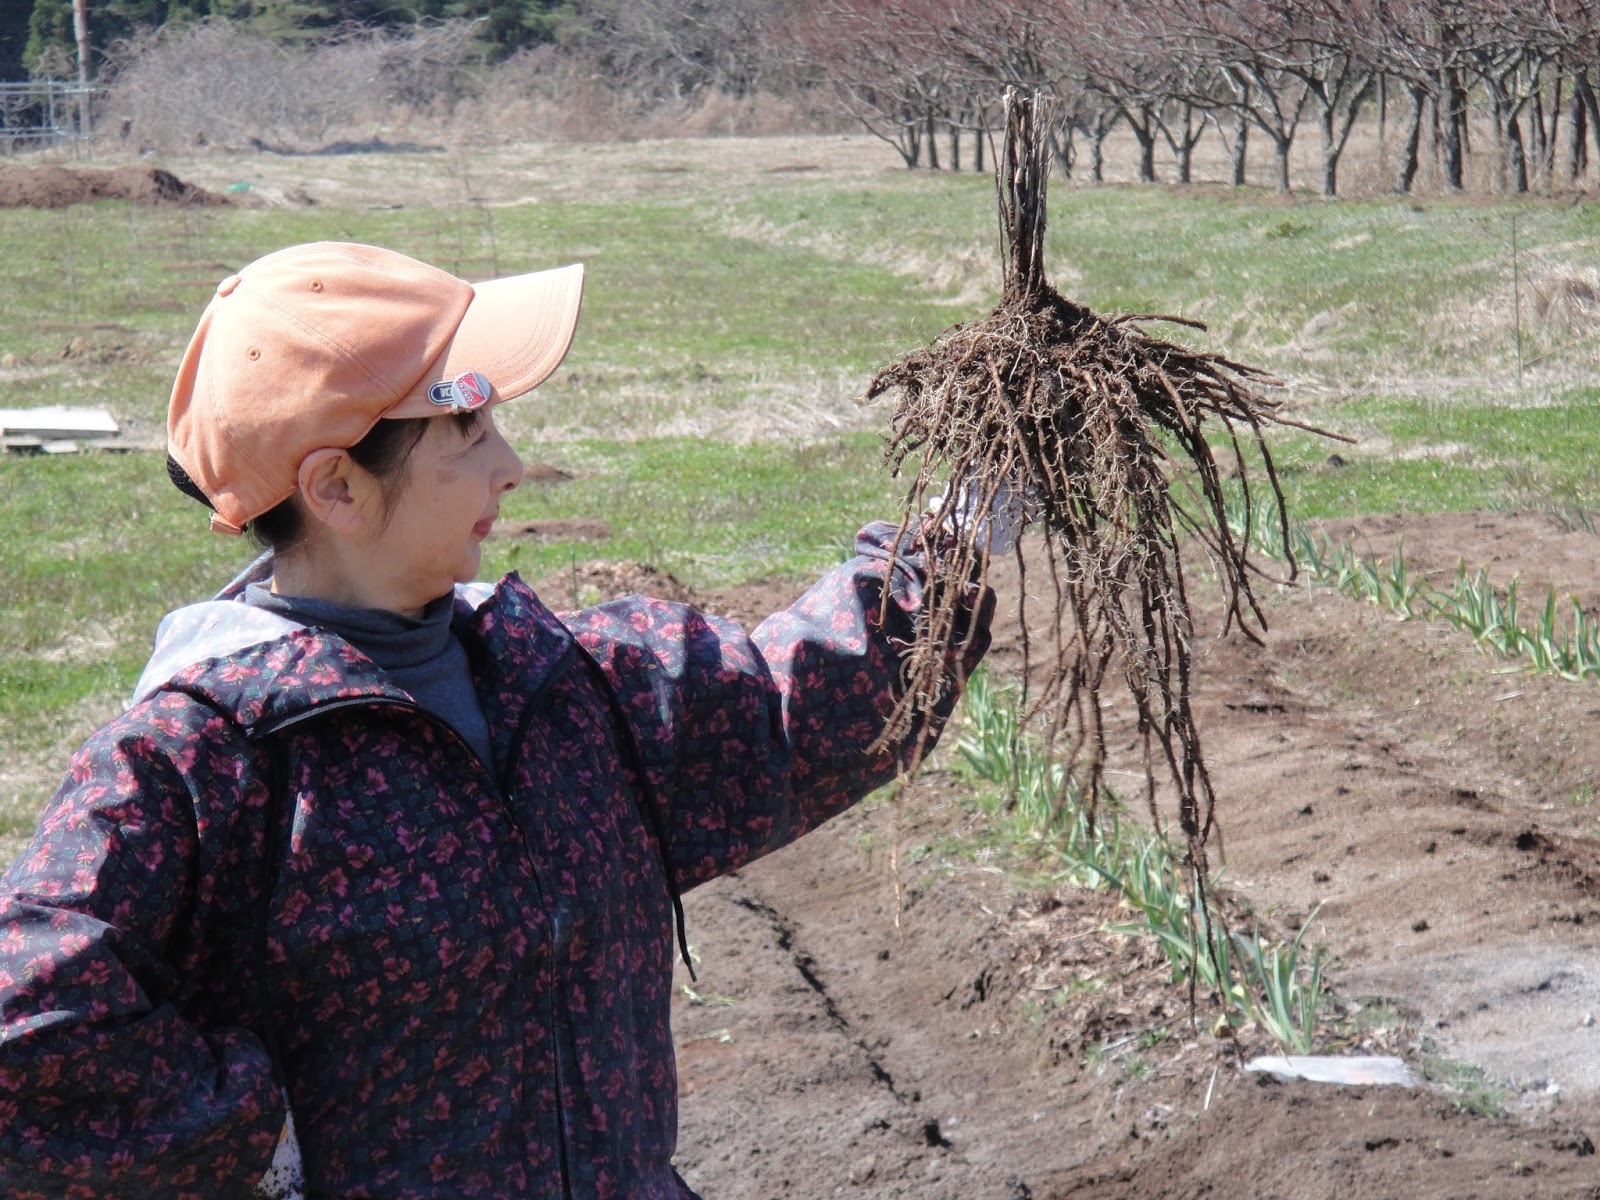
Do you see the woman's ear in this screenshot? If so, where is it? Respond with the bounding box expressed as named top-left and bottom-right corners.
top-left (296, 448), bottom-right (370, 536)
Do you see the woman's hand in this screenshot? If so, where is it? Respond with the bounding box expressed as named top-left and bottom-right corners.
top-left (928, 474), bottom-right (1037, 558)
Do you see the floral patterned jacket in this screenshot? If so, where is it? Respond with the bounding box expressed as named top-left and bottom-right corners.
top-left (0, 522), bottom-right (991, 1200)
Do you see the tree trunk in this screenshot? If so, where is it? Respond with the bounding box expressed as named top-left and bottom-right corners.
top-left (1506, 110), bottom-right (1529, 193)
top-left (1051, 119), bottom-right (1076, 178)
top-left (1579, 71), bottom-right (1600, 187)
top-left (1488, 95), bottom-right (1508, 190)
top-left (1441, 68), bottom-right (1465, 191)
top-left (1429, 80), bottom-right (1441, 176)
top-left (1530, 90), bottom-right (1547, 182)
top-left (1272, 133), bottom-right (1291, 194)
top-left (1130, 106), bottom-right (1157, 183)
top-left (1540, 78), bottom-right (1561, 186)
top-left (974, 121), bottom-right (986, 174)
top-left (1163, 103), bottom-right (1202, 184)
top-left (1320, 106), bottom-right (1338, 197)
top-left (72, 0), bottom-right (91, 140)
top-left (1090, 130), bottom-right (1107, 183)
top-left (904, 118), bottom-right (921, 169)
top-left (1395, 83), bottom-right (1426, 194)
top-left (925, 108), bottom-right (940, 170)
top-left (1231, 112), bottom-right (1249, 185)
top-left (1569, 74), bottom-right (1588, 183)
top-left (1378, 72), bottom-right (1387, 149)
top-left (1524, 74), bottom-right (1559, 189)
top-left (949, 120), bottom-right (960, 172)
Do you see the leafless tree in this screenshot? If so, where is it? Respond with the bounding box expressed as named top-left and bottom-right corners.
top-left (99, 17), bottom-right (483, 153)
top-left (1373, 0), bottom-right (1502, 192)
top-left (570, 0), bottom-right (783, 106)
top-left (1293, 0), bottom-right (1380, 197)
top-left (942, 0), bottom-right (1078, 171)
top-left (1511, 0), bottom-right (1598, 189)
top-left (1077, 0), bottom-right (1224, 184)
top-left (1551, 0), bottom-right (1600, 185)
top-left (1166, 0), bottom-right (1311, 194)
top-left (1368, 0), bottom-right (1441, 192)
top-left (781, 0), bottom-right (1600, 196)
top-left (785, 0), bottom-right (969, 168)
top-left (1470, 27), bottom-right (1546, 190)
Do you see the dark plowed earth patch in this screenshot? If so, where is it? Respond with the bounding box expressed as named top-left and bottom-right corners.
top-left (663, 509), bottom-right (1600, 1199)
top-left (0, 165), bottom-right (225, 208)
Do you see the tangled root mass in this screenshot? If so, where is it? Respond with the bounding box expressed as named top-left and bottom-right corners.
top-left (872, 92), bottom-right (1334, 931)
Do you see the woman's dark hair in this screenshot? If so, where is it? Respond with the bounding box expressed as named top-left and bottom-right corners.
top-left (167, 411), bottom-right (484, 551)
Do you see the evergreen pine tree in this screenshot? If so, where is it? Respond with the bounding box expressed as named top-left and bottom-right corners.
top-left (24, 0), bottom-right (203, 76)
top-left (23, 0), bottom-right (78, 74)
top-left (446, 0), bottom-right (572, 51)
top-left (1, 0), bottom-right (34, 78)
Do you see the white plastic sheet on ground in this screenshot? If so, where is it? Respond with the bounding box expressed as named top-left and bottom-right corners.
top-left (1245, 1056), bottom-right (1417, 1086)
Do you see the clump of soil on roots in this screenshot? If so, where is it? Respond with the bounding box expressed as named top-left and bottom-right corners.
top-left (871, 91), bottom-right (1338, 970)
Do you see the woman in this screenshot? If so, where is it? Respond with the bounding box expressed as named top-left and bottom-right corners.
top-left (0, 242), bottom-right (993, 1198)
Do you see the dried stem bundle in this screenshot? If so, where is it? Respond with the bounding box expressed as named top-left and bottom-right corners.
top-left (872, 91), bottom-right (1331, 915)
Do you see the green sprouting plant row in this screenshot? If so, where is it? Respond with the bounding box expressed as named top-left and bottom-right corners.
top-left (1228, 496), bottom-right (1600, 683)
top-left (952, 670), bottom-right (1326, 1054)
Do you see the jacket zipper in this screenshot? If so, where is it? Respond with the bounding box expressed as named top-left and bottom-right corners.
top-left (253, 684), bottom-right (579, 1197)
top-left (496, 638), bottom-right (579, 1199)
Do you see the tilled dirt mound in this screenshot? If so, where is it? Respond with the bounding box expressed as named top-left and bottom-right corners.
top-left (0, 164), bottom-right (225, 208)
top-left (610, 510), bottom-right (1600, 1199)
top-left (531, 559), bottom-right (699, 612)
top-left (529, 558), bottom-right (800, 627)
top-left (672, 785), bottom-right (1600, 1198)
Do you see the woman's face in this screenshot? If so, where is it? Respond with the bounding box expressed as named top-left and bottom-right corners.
top-left (367, 410), bottom-right (523, 610)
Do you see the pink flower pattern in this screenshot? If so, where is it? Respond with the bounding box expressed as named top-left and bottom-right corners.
top-left (0, 523), bottom-right (989, 1198)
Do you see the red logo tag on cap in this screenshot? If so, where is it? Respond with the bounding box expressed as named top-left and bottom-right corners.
top-left (429, 371), bottom-right (492, 412)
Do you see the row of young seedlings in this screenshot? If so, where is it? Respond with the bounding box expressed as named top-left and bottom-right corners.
top-left (1230, 497), bottom-right (1600, 681)
top-left (950, 669), bottom-right (1324, 1055)
top-left (945, 498), bottom-right (1597, 1060)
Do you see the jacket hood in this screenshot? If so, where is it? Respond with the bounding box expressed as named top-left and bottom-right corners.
top-left (130, 552), bottom-right (501, 715)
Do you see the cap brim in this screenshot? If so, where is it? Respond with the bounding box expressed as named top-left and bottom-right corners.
top-left (388, 261), bottom-right (585, 416)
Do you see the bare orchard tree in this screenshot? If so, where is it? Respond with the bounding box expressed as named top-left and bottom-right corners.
top-left (940, 0), bottom-right (1137, 182)
top-left (569, 0), bottom-right (783, 105)
top-left (943, 0), bottom-right (1080, 171)
top-left (786, 0), bottom-right (971, 168)
top-left (937, 75), bottom-right (1004, 173)
top-left (1467, 20), bottom-right (1550, 191)
top-left (1472, 0), bottom-right (1593, 192)
top-left (1066, 83), bottom-right (1126, 181)
top-left (1076, 0), bottom-right (1213, 184)
top-left (1368, 0), bottom-right (1449, 192)
top-left (1549, 0), bottom-right (1600, 186)
top-left (1515, 0), bottom-right (1597, 190)
top-left (1381, 0), bottom-right (1489, 192)
top-left (1169, 0), bottom-right (1311, 194)
top-left (1291, 0), bottom-right (1381, 197)
top-left (1174, 0), bottom-right (1376, 197)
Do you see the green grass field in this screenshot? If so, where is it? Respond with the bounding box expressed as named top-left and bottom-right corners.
top-left (3, 136), bottom-right (1599, 842)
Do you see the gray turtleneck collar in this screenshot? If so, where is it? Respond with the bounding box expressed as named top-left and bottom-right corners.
top-left (242, 583), bottom-right (494, 770)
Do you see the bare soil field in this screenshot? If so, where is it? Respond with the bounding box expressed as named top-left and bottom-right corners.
top-left (628, 509), bottom-right (1600, 1198)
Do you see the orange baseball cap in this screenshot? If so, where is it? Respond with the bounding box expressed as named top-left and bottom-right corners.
top-left (167, 241), bottom-right (584, 535)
